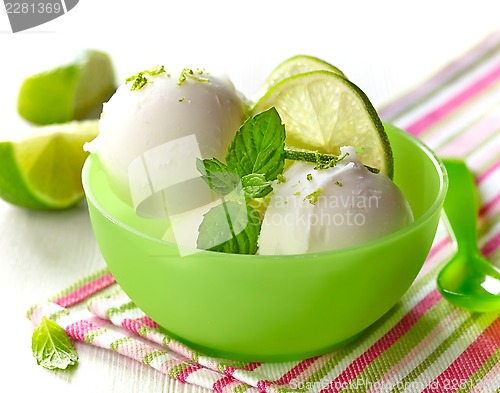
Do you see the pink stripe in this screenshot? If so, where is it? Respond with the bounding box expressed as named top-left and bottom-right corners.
top-left (157, 358), bottom-right (185, 375)
top-left (54, 273), bottom-right (116, 308)
top-left (271, 356), bottom-right (319, 386)
top-left (476, 160), bottom-right (500, 184)
top-left (416, 237), bottom-right (452, 280)
top-left (426, 237), bottom-right (450, 263)
top-left (470, 361), bottom-right (500, 393)
top-left (222, 381), bottom-right (251, 393)
top-left (437, 112), bottom-right (500, 157)
top-left (213, 376), bottom-right (237, 393)
top-left (379, 31), bottom-right (500, 120)
top-left (177, 364), bottom-right (202, 383)
top-left (481, 232), bottom-right (500, 257)
top-left (319, 289), bottom-right (442, 393)
top-left (168, 340), bottom-right (196, 362)
top-left (367, 309), bottom-right (462, 393)
top-left (224, 362), bottom-right (262, 376)
top-left (257, 379), bottom-right (271, 393)
top-left (115, 341), bottom-right (158, 363)
top-left (422, 317), bottom-right (500, 393)
top-left (405, 65), bottom-right (500, 136)
top-left (479, 193), bottom-right (500, 216)
top-left (122, 316), bottom-right (159, 335)
top-left (65, 316), bottom-right (108, 341)
top-left (289, 354), bottom-right (336, 385)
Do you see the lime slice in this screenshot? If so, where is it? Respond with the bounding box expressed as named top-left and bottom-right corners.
top-left (262, 54), bottom-right (346, 92)
top-left (17, 50), bottom-right (116, 125)
top-left (253, 70), bottom-right (393, 178)
top-left (0, 120), bottom-right (98, 209)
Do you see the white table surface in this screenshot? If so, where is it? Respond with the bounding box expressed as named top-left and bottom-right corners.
top-left (0, 1), bottom-right (498, 392)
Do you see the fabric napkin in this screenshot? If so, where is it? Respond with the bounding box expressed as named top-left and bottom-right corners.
top-left (28, 31), bottom-right (500, 393)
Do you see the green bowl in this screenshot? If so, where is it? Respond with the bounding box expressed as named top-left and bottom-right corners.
top-left (82, 123), bottom-right (448, 362)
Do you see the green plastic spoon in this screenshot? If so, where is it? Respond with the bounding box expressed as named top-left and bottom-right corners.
top-left (437, 159), bottom-right (500, 313)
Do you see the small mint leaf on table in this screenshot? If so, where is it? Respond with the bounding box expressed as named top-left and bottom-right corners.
top-left (197, 201), bottom-right (262, 254)
top-left (226, 107), bottom-right (285, 181)
top-left (196, 158), bottom-right (240, 196)
top-left (241, 173), bottom-right (272, 198)
top-left (32, 317), bottom-right (78, 370)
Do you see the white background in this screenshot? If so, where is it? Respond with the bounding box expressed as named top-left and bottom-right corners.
top-left (0, 1), bottom-right (498, 392)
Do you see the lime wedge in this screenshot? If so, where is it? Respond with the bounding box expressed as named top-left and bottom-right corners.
top-left (262, 54), bottom-right (346, 92)
top-left (17, 50), bottom-right (116, 125)
top-left (253, 70), bottom-right (393, 178)
top-left (0, 120), bottom-right (98, 209)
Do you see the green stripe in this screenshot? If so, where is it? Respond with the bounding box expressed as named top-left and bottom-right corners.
top-left (84, 327), bottom-right (106, 344)
top-left (47, 267), bottom-right (111, 304)
top-left (138, 325), bottom-right (154, 338)
top-left (466, 136), bottom-right (500, 173)
top-left (433, 99), bottom-right (499, 151)
top-left (110, 336), bottom-right (133, 351)
top-left (106, 301), bottom-right (137, 319)
top-left (26, 267), bottom-right (111, 319)
top-left (48, 308), bottom-right (70, 321)
top-left (235, 383), bottom-right (259, 393)
top-left (439, 105), bottom-right (500, 154)
top-left (340, 299), bottom-right (456, 393)
top-left (143, 350), bottom-right (166, 365)
top-left (385, 38), bottom-right (500, 122)
top-left (466, 347), bottom-right (500, 392)
top-left (191, 350), bottom-right (201, 363)
top-left (390, 312), bottom-right (499, 393)
top-left (87, 287), bottom-right (122, 307)
top-left (168, 363), bottom-right (191, 379)
top-left (162, 335), bottom-right (171, 347)
top-left (300, 259), bottom-right (446, 387)
top-left (423, 82), bottom-right (500, 144)
top-left (216, 359), bottom-right (251, 373)
top-left (233, 384), bottom-right (254, 393)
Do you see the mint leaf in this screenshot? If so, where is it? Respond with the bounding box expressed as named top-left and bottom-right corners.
top-left (242, 173), bottom-right (272, 198)
top-left (226, 107), bottom-right (285, 181)
top-left (196, 158), bottom-right (240, 196)
top-left (197, 201), bottom-right (261, 254)
top-left (32, 317), bottom-right (78, 370)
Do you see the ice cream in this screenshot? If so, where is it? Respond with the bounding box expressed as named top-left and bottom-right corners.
top-left (85, 68), bottom-right (247, 204)
top-left (258, 146), bottom-right (414, 255)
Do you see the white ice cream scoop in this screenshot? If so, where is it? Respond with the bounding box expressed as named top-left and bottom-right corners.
top-left (258, 146), bottom-right (414, 255)
top-left (85, 69), bottom-right (246, 204)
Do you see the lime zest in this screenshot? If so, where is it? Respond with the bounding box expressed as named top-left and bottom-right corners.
top-left (126, 65), bottom-right (168, 91)
top-left (177, 68), bottom-right (210, 85)
top-left (304, 188), bottom-right (323, 205)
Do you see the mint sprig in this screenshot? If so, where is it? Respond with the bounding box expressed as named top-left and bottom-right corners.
top-left (32, 317), bottom-right (78, 370)
top-left (197, 201), bottom-right (261, 254)
top-left (226, 107), bottom-right (285, 181)
top-left (196, 158), bottom-right (240, 197)
top-left (241, 174), bottom-right (273, 198)
top-left (196, 107), bottom-right (380, 255)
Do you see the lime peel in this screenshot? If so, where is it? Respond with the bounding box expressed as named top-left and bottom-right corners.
top-left (253, 70), bottom-right (393, 178)
top-left (0, 121), bottom-right (99, 209)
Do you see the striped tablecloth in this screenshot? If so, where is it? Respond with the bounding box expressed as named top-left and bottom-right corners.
top-left (28, 31), bottom-right (500, 393)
